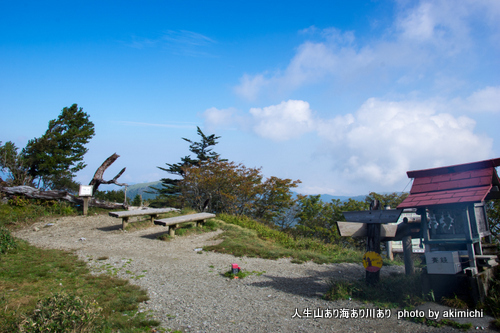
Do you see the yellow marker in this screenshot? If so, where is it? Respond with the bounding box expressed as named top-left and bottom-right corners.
top-left (363, 251), bottom-right (383, 272)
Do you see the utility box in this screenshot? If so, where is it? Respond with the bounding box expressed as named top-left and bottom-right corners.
top-left (425, 251), bottom-right (462, 275)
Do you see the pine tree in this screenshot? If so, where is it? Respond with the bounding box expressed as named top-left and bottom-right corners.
top-left (22, 104), bottom-right (95, 190)
top-left (148, 126), bottom-right (223, 207)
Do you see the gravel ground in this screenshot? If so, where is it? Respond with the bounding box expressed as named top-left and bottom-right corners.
top-left (13, 214), bottom-right (496, 332)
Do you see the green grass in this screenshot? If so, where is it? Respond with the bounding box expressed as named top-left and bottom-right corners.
top-left (223, 269), bottom-right (266, 279)
top-left (204, 214), bottom-right (366, 264)
top-left (0, 240), bottom-right (160, 332)
top-left (0, 199), bottom-right (77, 228)
top-left (324, 272), bottom-right (426, 308)
top-left (0, 198), bottom-right (111, 230)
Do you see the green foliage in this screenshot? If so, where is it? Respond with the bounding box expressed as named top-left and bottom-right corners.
top-left (180, 158), bottom-right (300, 222)
top-left (94, 189), bottom-right (129, 204)
top-left (0, 226), bottom-right (17, 254)
top-left (131, 194), bottom-right (142, 206)
top-left (22, 104), bottom-right (95, 190)
top-left (292, 195), bottom-right (368, 245)
top-left (18, 292), bottom-right (103, 333)
top-left (150, 126), bottom-right (223, 207)
top-left (485, 270), bottom-right (500, 320)
top-left (0, 141), bottom-right (32, 186)
top-left (0, 198), bottom-right (77, 227)
top-left (364, 192), bottom-right (409, 209)
top-left (290, 192), bottom-right (408, 246)
top-left (487, 199), bottom-right (500, 242)
top-left (253, 176), bottom-right (301, 222)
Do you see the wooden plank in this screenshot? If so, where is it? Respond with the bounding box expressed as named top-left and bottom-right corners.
top-left (109, 208), bottom-right (180, 218)
top-left (343, 209), bottom-right (403, 223)
top-left (337, 222), bottom-right (397, 237)
top-left (155, 213), bottom-right (216, 226)
top-left (402, 235), bottom-right (415, 275)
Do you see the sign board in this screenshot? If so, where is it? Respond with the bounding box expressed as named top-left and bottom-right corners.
top-left (343, 209), bottom-right (403, 224)
top-left (362, 251), bottom-right (383, 272)
top-left (425, 251), bottom-right (462, 275)
top-left (79, 185), bottom-right (93, 197)
top-left (337, 222), bottom-right (397, 238)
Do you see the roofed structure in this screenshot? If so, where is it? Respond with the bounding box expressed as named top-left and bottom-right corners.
top-left (398, 158), bottom-right (500, 209)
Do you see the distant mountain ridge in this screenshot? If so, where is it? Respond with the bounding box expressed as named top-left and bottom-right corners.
top-left (122, 181), bottom-right (370, 202)
top-left (124, 181), bottom-right (162, 200)
top-left (318, 194), bottom-right (367, 202)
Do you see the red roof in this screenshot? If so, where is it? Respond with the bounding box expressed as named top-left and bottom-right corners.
top-left (398, 158), bottom-right (500, 209)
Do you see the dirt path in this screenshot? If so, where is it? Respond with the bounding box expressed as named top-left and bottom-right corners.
top-left (13, 214), bottom-right (494, 332)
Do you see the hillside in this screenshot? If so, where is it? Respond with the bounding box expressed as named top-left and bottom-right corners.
top-left (125, 181), bottom-right (162, 200)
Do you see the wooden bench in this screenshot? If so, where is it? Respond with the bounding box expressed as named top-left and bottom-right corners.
top-left (154, 213), bottom-right (216, 236)
top-left (109, 208), bottom-right (180, 229)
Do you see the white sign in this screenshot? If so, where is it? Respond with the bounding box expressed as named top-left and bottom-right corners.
top-left (79, 185), bottom-right (93, 197)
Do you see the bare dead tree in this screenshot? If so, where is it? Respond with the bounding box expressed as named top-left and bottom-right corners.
top-left (89, 153), bottom-right (128, 194)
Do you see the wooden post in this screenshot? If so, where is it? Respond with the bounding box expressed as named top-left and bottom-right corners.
top-left (386, 241), bottom-right (394, 260)
top-left (384, 205), bottom-right (393, 260)
top-left (82, 197), bottom-right (89, 216)
top-left (402, 235), bottom-right (414, 275)
top-left (122, 217), bottom-right (129, 230)
top-left (366, 200), bottom-right (381, 285)
top-left (169, 225), bottom-right (176, 237)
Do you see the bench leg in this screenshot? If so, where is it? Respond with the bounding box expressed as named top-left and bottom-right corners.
top-left (122, 217), bottom-right (129, 230)
top-left (169, 225), bottom-right (176, 237)
top-left (150, 214), bottom-right (157, 225)
top-left (196, 219), bottom-right (206, 227)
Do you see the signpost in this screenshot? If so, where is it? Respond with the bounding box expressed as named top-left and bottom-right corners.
top-left (339, 201), bottom-right (403, 285)
top-left (79, 185), bottom-right (93, 216)
top-left (363, 251), bottom-right (383, 272)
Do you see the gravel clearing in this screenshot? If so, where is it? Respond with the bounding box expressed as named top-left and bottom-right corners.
top-left (13, 214), bottom-right (494, 332)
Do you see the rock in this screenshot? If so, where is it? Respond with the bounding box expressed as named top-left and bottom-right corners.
top-left (33, 226), bottom-right (39, 232)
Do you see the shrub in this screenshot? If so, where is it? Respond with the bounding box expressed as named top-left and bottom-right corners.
top-left (18, 292), bottom-right (103, 333)
top-left (0, 226), bottom-right (17, 254)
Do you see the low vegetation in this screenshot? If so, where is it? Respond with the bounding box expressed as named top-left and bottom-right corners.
top-left (0, 238), bottom-right (160, 332)
top-left (204, 214), bottom-right (369, 264)
top-left (0, 197), bottom-right (111, 230)
top-left (324, 272), bottom-right (425, 308)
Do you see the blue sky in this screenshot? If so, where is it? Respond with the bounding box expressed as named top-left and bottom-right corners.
top-left (1, 0), bottom-right (499, 196)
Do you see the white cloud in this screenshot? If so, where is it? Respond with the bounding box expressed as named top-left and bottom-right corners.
top-left (234, 0), bottom-right (500, 100)
top-left (463, 86), bottom-right (500, 113)
top-left (125, 30), bottom-right (216, 56)
top-left (317, 98), bottom-right (492, 186)
top-left (208, 97), bottom-right (493, 189)
top-left (233, 74), bottom-right (269, 101)
top-left (249, 100), bottom-right (315, 141)
top-left (201, 107), bottom-right (247, 131)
